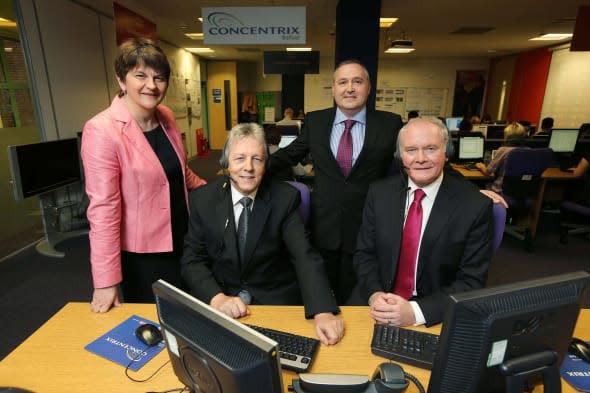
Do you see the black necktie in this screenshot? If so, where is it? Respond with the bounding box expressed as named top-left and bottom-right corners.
top-left (237, 197), bottom-right (252, 263)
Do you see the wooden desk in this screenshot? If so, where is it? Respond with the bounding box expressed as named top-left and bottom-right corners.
top-left (451, 164), bottom-right (577, 237)
top-left (0, 303), bottom-right (588, 393)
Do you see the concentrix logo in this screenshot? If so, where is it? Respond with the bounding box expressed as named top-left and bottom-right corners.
top-left (206, 12), bottom-right (301, 37)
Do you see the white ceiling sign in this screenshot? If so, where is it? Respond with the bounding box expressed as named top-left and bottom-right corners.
top-left (202, 7), bottom-right (306, 45)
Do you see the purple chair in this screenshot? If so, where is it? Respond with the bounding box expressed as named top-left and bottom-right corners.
top-left (501, 147), bottom-right (553, 250)
top-left (559, 201), bottom-right (590, 243)
top-left (492, 202), bottom-right (506, 252)
top-left (286, 181), bottom-right (311, 227)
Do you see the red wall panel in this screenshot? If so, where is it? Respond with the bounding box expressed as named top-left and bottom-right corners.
top-left (506, 48), bottom-right (552, 125)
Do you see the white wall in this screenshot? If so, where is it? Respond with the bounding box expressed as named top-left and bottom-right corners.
top-left (541, 46), bottom-right (590, 129)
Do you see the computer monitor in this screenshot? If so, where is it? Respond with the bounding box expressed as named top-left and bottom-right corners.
top-left (445, 117), bottom-right (463, 131)
top-left (428, 271), bottom-right (590, 393)
top-left (152, 280), bottom-right (283, 393)
top-left (486, 125), bottom-right (505, 139)
top-left (548, 129), bottom-right (579, 153)
top-left (458, 136), bottom-right (485, 161)
top-left (7, 138), bottom-right (83, 201)
top-left (278, 135), bottom-right (297, 149)
top-left (276, 124), bottom-right (299, 136)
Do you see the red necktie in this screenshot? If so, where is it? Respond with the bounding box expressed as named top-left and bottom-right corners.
top-left (336, 119), bottom-right (356, 177)
top-left (393, 188), bottom-right (426, 299)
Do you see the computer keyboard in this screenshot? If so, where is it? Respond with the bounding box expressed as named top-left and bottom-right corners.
top-left (371, 323), bottom-right (440, 369)
top-left (462, 163), bottom-right (479, 171)
top-left (246, 324), bottom-right (319, 372)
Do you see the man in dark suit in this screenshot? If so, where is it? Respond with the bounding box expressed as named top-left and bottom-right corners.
top-left (269, 59), bottom-right (404, 304)
top-left (354, 117), bottom-right (493, 327)
top-left (181, 123), bottom-right (344, 345)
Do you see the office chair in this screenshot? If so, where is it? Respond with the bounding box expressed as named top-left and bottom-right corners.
top-left (501, 148), bottom-right (553, 251)
top-left (559, 201), bottom-right (590, 244)
top-left (286, 181), bottom-right (311, 227)
top-left (492, 203), bottom-right (507, 253)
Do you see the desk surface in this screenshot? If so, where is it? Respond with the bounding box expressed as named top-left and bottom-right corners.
top-left (451, 163), bottom-right (576, 181)
top-left (0, 303), bottom-right (588, 393)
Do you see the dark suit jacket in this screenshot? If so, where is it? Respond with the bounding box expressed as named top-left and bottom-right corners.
top-left (269, 107), bottom-right (403, 253)
top-left (180, 177), bottom-right (339, 319)
top-left (354, 174), bottom-right (493, 326)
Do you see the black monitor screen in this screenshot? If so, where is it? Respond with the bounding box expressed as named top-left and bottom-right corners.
top-left (7, 138), bottom-right (82, 200)
top-left (152, 280), bottom-right (283, 393)
top-left (486, 125), bottom-right (505, 139)
top-left (428, 271), bottom-right (590, 393)
top-left (458, 136), bottom-right (485, 160)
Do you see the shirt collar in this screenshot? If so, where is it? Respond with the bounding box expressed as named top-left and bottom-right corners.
top-left (334, 107), bottom-right (367, 126)
top-left (407, 171), bottom-right (444, 201)
top-left (230, 183), bottom-right (257, 205)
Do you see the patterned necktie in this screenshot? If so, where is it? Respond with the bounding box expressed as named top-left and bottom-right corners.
top-left (237, 197), bottom-right (252, 263)
top-left (336, 119), bottom-right (356, 177)
top-left (393, 189), bottom-right (426, 299)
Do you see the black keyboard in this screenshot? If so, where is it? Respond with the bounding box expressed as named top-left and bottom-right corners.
top-left (371, 323), bottom-right (440, 369)
top-left (462, 163), bottom-right (479, 171)
top-left (246, 324), bottom-right (319, 372)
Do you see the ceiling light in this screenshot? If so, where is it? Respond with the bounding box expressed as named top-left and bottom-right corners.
top-left (185, 33), bottom-right (204, 40)
top-left (385, 39), bottom-right (415, 53)
top-left (186, 47), bottom-right (214, 53)
top-left (380, 18), bottom-right (398, 28)
top-left (197, 17), bottom-right (203, 22)
top-left (0, 17), bottom-right (16, 27)
top-left (529, 33), bottom-right (573, 41)
top-left (286, 47), bottom-right (312, 52)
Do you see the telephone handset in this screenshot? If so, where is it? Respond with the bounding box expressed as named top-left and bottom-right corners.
top-left (371, 363), bottom-right (409, 393)
top-left (288, 362), bottom-right (421, 393)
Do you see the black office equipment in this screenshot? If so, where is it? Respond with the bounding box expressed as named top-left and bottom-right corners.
top-left (152, 280), bottom-right (283, 393)
top-left (263, 51), bottom-right (320, 74)
top-left (276, 124), bottom-right (299, 136)
top-left (7, 138), bottom-right (82, 201)
top-left (427, 271), bottom-right (590, 393)
top-left (457, 136), bottom-right (485, 162)
top-left (486, 124), bottom-right (505, 139)
top-left (549, 129), bottom-right (579, 153)
top-left (246, 324), bottom-right (319, 372)
top-left (371, 324), bottom-right (440, 369)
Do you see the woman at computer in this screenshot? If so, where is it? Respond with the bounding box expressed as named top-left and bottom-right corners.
top-left (475, 122), bottom-right (527, 193)
top-left (81, 38), bottom-right (206, 313)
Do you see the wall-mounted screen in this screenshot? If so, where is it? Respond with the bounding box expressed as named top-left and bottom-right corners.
top-left (8, 138), bottom-right (82, 201)
top-left (263, 51), bottom-right (320, 74)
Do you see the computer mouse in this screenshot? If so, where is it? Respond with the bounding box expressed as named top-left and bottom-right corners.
top-left (0, 388), bottom-right (36, 393)
top-left (569, 337), bottom-right (590, 363)
top-left (135, 323), bottom-right (163, 347)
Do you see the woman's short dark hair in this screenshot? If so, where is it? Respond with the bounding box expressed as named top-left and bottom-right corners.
top-left (114, 37), bottom-right (171, 96)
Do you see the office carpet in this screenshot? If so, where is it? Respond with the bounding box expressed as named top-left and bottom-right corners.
top-left (1, 151), bottom-right (588, 360)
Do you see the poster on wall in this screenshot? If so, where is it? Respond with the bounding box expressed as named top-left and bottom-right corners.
top-left (452, 70), bottom-right (486, 118)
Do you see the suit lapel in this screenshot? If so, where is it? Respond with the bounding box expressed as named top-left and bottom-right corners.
top-left (351, 111), bottom-right (377, 177)
top-left (240, 182), bottom-right (271, 272)
top-left (216, 179), bottom-right (240, 271)
top-left (416, 175), bottom-right (458, 280)
top-left (389, 179), bottom-right (407, 282)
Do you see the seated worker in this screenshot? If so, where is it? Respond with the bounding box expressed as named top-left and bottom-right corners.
top-left (265, 125), bottom-right (312, 181)
top-left (276, 107), bottom-right (301, 128)
top-left (566, 140), bottom-right (590, 206)
top-left (180, 123), bottom-right (343, 345)
top-left (534, 116), bottom-right (553, 136)
top-left (354, 117), bottom-right (493, 327)
top-left (475, 122), bottom-right (527, 193)
top-left (470, 115), bottom-right (481, 125)
top-left (456, 118), bottom-right (484, 138)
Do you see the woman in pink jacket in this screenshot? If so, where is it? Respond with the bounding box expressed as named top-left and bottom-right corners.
top-left (81, 38), bottom-right (206, 313)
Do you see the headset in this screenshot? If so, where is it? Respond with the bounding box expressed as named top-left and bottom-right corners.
top-left (394, 118), bottom-right (454, 165)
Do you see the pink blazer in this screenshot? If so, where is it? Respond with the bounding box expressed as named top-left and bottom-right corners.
top-left (81, 96), bottom-right (206, 288)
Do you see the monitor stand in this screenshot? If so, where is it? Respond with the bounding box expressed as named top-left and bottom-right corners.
top-left (500, 350), bottom-right (561, 393)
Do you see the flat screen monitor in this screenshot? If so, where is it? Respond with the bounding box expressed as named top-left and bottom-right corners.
top-left (152, 280), bottom-right (283, 393)
top-left (445, 117), bottom-right (463, 131)
top-left (7, 138), bottom-right (82, 201)
top-left (458, 136), bottom-right (485, 160)
top-left (549, 129), bottom-right (579, 153)
top-left (278, 135), bottom-right (297, 149)
top-left (486, 125), bottom-right (505, 139)
top-left (428, 271), bottom-right (590, 393)
top-left (276, 124), bottom-right (299, 136)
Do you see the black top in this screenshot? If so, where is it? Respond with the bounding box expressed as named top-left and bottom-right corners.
top-left (144, 125), bottom-right (188, 254)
